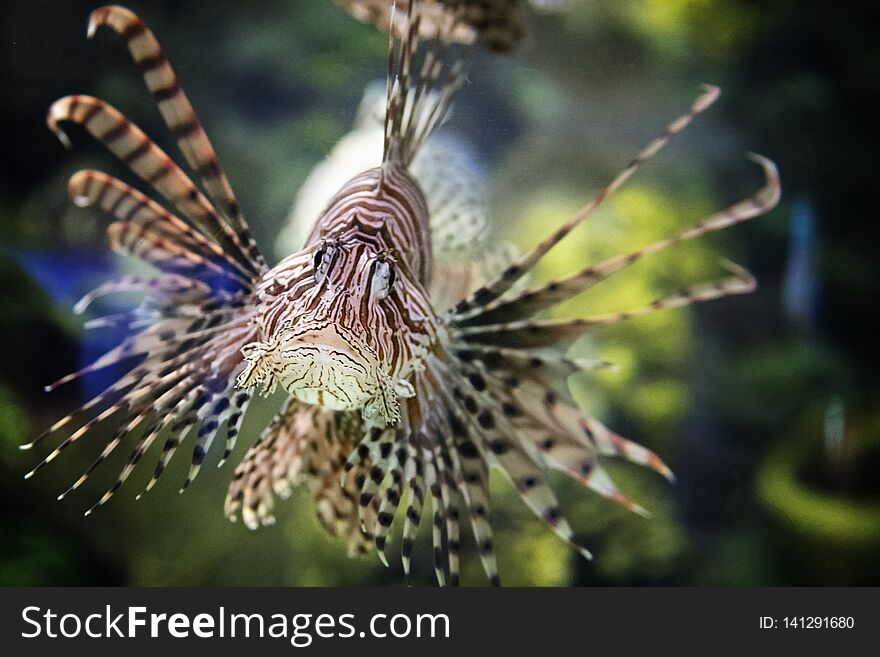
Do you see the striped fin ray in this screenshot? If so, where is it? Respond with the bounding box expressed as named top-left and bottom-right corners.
top-left (437, 359), bottom-right (594, 561)
top-left (542, 391), bottom-right (674, 481)
top-left (421, 449), bottom-right (448, 586)
top-left (44, 308), bottom-right (237, 394)
top-left (444, 490), bottom-right (463, 586)
top-left (80, 370), bottom-right (208, 513)
top-left (27, 331), bottom-right (184, 449)
top-left (424, 415), bottom-right (465, 587)
top-left (106, 221), bottom-right (235, 289)
top-left (68, 170), bottom-right (254, 287)
top-left (393, 392), bottom-right (450, 586)
top-left (441, 414), bottom-right (499, 586)
top-left (73, 274), bottom-right (210, 315)
top-left (47, 298), bottom-right (236, 387)
top-left (479, 366), bottom-right (667, 515)
top-left (139, 389), bottom-right (229, 499)
top-left (47, 95), bottom-right (258, 275)
top-left (47, 310), bottom-right (257, 510)
top-left (421, 356), bottom-right (593, 568)
top-left (424, 414), bottom-right (461, 586)
top-left (218, 390), bottom-right (251, 467)
top-left (180, 377), bottom-right (247, 493)
top-left (40, 352), bottom-right (201, 495)
top-left (453, 352), bottom-right (654, 517)
top-left (453, 155), bottom-right (780, 326)
top-left (450, 85), bottom-right (723, 316)
top-left (26, 282), bottom-right (262, 510)
top-left (128, 361), bottom-right (240, 502)
top-left (450, 345), bottom-right (614, 407)
top-left (415, 365), bottom-right (502, 584)
top-left (81, 310), bottom-right (147, 332)
top-left (450, 260), bottom-right (759, 350)
top-left (365, 401), bottom-right (428, 568)
top-left (342, 428), bottom-right (390, 539)
top-left (141, 410), bottom-right (199, 498)
top-left (23, 382), bottom-right (136, 480)
top-left (400, 442), bottom-right (426, 582)
top-left (382, 1), bottom-right (465, 169)
top-left (224, 398), bottom-right (308, 530)
top-left (413, 372), bottom-right (457, 583)
top-left (224, 401), bottom-right (373, 554)
top-left (41, 332), bottom-right (155, 396)
top-left (372, 451), bottom-right (406, 566)
top-left (87, 6), bottom-right (264, 268)
top-left (408, 371), bottom-right (460, 585)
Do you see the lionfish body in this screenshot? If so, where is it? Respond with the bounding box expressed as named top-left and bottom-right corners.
top-left (240, 163), bottom-right (435, 425)
top-left (27, 3), bottom-right (781, 585)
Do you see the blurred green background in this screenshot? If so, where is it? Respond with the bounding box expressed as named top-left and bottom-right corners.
top-left (1, 0), bottom-right (878, 586)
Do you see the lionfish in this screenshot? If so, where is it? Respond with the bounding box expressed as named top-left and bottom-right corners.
top-left (24, 1), bottom-right (780, 586)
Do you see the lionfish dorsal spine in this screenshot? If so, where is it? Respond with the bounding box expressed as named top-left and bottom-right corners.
top-left (381, 1), bottom-right (465, 172)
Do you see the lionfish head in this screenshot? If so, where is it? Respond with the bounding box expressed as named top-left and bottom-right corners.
top-left (238, 201), bottom-right (438, 427)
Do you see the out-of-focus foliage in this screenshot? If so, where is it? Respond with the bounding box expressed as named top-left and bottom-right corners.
top-left (0, 0), bottom-right (877, 586)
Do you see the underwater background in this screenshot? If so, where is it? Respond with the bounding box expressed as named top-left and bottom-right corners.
top-left (1, 0), bottom-right (877, 586)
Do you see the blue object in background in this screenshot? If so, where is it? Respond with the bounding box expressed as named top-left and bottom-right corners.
top-left (782, 198), bottom-right (820, 332)
top-left (2, 247), bottom-right (117, 310)
top-left (3, 247), bottom-right (129, 398)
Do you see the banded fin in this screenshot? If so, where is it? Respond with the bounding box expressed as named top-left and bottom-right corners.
top-left (28, 7), bottom-right (268, 518)
top-left (88, 5), bottom-right (264, 269)
top-left (68, 170), bottom-right (253, 289)
top-left (382, 1), bottom-right (465, 169)
top-left (224, 400), bottom-right (373, 555)
top-left (412, 85), bottom-right (782, 584)
top-left (453, 157), bottom-right (779, 326)
top-left (451, 260), bottom-right (760, 349)
top-left (47, 95), bottom-right (258, 275)
top-left (451, 85), bottom-right (724, 316)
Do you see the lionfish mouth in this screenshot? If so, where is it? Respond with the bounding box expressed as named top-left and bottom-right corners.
top-left (236, 326), bottom-right (411, 426)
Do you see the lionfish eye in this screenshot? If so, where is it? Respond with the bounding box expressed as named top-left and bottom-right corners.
top-left (313, 241), bottom-right (339, 283)
top-left (372, 259), bottom-right (396, 300)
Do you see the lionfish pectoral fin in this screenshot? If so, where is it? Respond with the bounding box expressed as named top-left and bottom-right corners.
top-left (225, 399), bottom-right (370, 553)
top-left (87, 6), bottom-right (264, 267)
top-left (29, 6), bottom-right (271, 513)
top-left (449, 85), bottom-right (727, 320)
top-left (418, 94), bottom-right (781, 582)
